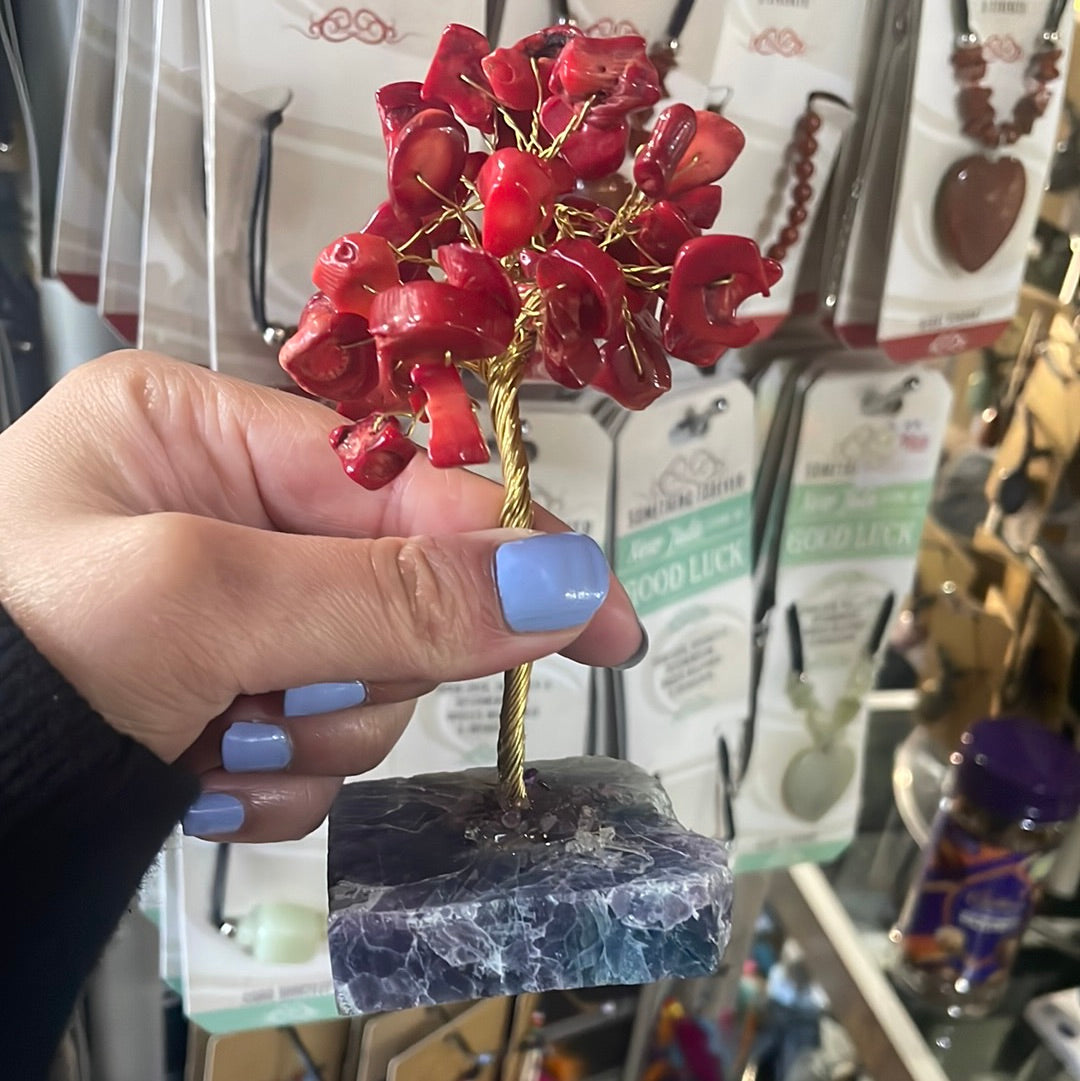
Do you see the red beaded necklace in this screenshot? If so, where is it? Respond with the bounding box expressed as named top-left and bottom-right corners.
top-left (765, 104), bottom-right (822, 264)
top-left (935, 0), bottom-right (1068, 273)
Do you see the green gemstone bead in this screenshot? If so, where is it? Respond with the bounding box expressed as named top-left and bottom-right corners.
top-left (235, 902), bottom-right (326, 964)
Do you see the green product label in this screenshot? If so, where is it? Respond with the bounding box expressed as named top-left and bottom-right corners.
top-left (734, 836), bottom-right (853, 874)
top-left (780, 480), bottom-right (933, 566)
top-left (615, 494), bottom-right (751, 618)
top-left (193, 993), bottom-right (339, 1034)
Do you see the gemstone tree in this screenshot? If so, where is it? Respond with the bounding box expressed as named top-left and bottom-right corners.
top-left (281, 20), bottom-right (776, 1011)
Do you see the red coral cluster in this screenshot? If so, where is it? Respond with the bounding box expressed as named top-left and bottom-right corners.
top-left (280, 22), bottom-right (780, 489)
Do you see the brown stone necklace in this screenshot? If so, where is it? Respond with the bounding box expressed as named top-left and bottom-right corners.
top-left (935, 0), bottom-right (1068, 273)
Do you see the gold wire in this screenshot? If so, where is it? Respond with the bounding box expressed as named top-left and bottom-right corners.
top-left (391, 163), bottom-right (681, 804)
top-left (483, 329), bottom-right (536, 808)
top-left (412, 175), bottom-right (482, 246)
top-left (621, 303), bottom-right (644, 377)
top-left (541, 96), bottom-right (596, 159)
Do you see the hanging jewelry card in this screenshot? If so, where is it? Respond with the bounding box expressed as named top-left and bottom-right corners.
top-left (0, 0), bottom-right (39, 281)
top-left (51, 0), bottom-right (118, 301)
top-left (198, 0), bottom-right (485, 384)
top-left (494, 1), bottom-right (674, 51)
top-left (97, 0), bottom-right (156, 342)
top-left (701, 0), bottom-right (865, 338)
top-left (160, 829), bottom-right (183, 995)
top-left (139, 0), bottom-right (210, 366)
top-left (491, 0), bottom-right (725, 103)
top-left (610, 380), bottom-right (755, 836)
top-left (736, 365), bottom-right (951, 871)
top-left (178, 829), bottom-right (337, 1033)
top-left (873, 0), bottom-right (1073, 360)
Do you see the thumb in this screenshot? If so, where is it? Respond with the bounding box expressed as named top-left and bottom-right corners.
top-left (146, 515), bottom-right (619, 693)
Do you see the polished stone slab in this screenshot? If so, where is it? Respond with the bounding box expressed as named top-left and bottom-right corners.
top-left (327, 756), bottom-right (733, 1014)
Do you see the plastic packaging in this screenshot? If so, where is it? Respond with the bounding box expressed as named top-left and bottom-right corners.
top-left (892, 717), bottom-right (1080, 1015)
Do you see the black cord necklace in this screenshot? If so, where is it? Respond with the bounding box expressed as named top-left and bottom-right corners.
top-left (248, 101), bottom-right (295, 347)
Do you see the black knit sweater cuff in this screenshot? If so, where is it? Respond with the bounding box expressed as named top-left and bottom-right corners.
top-left (0, 605), bottom-right (202, 1079)
top-left (0, 605), bottom-right (199, 839)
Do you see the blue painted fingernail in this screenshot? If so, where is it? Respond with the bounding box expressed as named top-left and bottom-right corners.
top-left (222, 722), bottom-right (292, 773)
top-left (182, 793), bottom-right (245, 836)
top-left (283, 681), bottom-right (368, 717)
top-left (494, 532), bottom-right (610, 633)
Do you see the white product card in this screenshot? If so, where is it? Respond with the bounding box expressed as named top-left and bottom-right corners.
top-left (51, 0), bottom-right (119, 300)
top-left (178, 832), bottom-right (338, 1032)
top-left (0, 6), bottom-right (40, 277)
top-left (555, 2), bottom-right (675, 45)
top-left (752, 359), bottom-right (795, 480)
top-left (161, 831), bottom-right (183, 994)
top-left (875, 0), bottom-right (1073, 359)
top-left (658, 756), bottom-right (727, 841)
top-left (611, 380), bottom-right (755, 837)
top-left (736, 366), bottom-right (951, 871)
top-left (706, 0), bottom-right (865, 336)
top-left (98, 0), bottom-right (156, 340)
top-left (491, 2), bottom-right (665, 47)
top-left (139, 0), bottom-right (210, 365)
top-left (200, 0), bottom-right (484, 385)
top-left (386, 399), bottom-right (612, 775)
top-left (493, 0), bottom-right (726, 98)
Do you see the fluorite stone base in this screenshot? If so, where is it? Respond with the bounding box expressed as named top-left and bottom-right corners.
top-left (327, 756), bottom-right (733, 1014)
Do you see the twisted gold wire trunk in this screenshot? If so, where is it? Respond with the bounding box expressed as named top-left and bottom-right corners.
top-left (484, 336), bottom-right (534, 808)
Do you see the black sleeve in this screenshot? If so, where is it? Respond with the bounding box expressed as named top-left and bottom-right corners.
top-left (0, 606), bottom-right (200, 1080)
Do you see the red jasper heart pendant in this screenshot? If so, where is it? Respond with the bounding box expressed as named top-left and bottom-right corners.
top-left (935, 154), bottom-right (1026, 273)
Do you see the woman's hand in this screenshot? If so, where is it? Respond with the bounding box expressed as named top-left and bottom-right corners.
top-left (0, 351), bottom-right (642, 842)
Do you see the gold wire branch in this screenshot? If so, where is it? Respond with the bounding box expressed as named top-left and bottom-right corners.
top-left (529, 59), bottom-right (544, 147)
top-left (498, 106), bottom-right (533, 153)
top-left (622, 262), bottom-right (676, 291)
top-left (551, 202), bottom-right (610, 242)
top-left (600, 189), bottom-right (649, 249)
top-left (393, 109), bottom-right (668, 803)
top-left (459, 73), bottom-right (536, 154)
top-left (396, 253), bottom-right (440, 267)
top-left (390, 199), bottom-right (476, 260)
top-left (621, 303), bottom-right (645, 377)
top-left (482, 327), bottom-right (537, 808)
top-left (413, 175), bottom-right (482, 247)
top-left (542, 96), bottom-right (596, 158)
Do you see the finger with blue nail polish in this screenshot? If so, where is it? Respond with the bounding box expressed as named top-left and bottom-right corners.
top-left (183, 792), bottom-right (245, 836)
top-left (284, 681), bottom-right (367, 718)
top-left (186, 699), bottom-right (414, 783)
top-left (494, 532), bottom-right (609, 633)
top-left (170, 525), bottom-right (635, 715)
top-left (222, 722), bottom-right (291, 773)
top-left (180, 774), bottom-right (342, 843)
